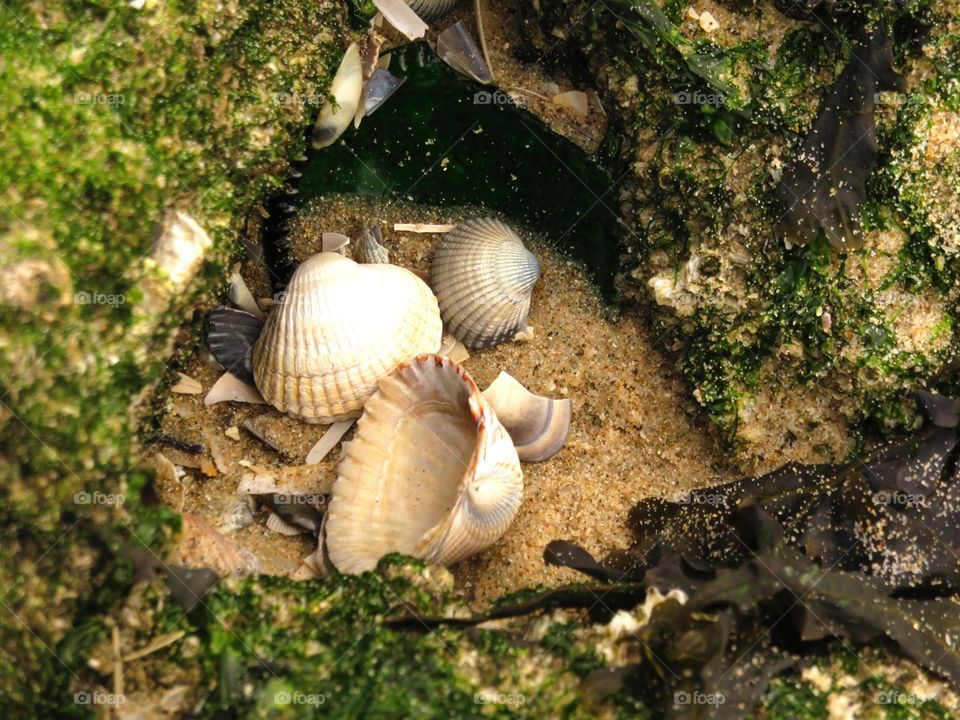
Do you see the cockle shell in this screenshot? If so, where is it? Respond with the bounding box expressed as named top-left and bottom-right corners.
top-left (482, 372), bottom-right (572, 462)
top-left (353, 225), bottom-right (390, 264)
top-left (252, 253), bottom-right (443, 423)
top-left (312, 43), bottom-right (363, 149)
top-left (430, 218), bottom-right (540, 349)
top-left (325, 355), bottom-right (523, 573)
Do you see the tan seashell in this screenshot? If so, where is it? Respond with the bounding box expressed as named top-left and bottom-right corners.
top-left (352, 225), bottom-right (390, 264)
top-left (252, 253), bottom-right (443, 423)
top-left (430, 218), bottom-right (540, 349)
top-left (325, 354), bottom-right (523, 573)
top-left (266, 511), bottom-right (306, 536)
top-left (482, 372), bottom-right (572, 462)
top-left (312, 43), bottom-right (363, 149)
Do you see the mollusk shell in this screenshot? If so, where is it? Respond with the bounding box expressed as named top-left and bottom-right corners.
top-left (326, 355), bottom-right (523, 573)
top-left (430, 218), bottom-right (540, 349)
top-left (482, 372), bottom-right (572, 462)
top-left (312, 43), bottom-right (363, 149)
top-left (407, 0), bottom-right (461, 20)
top-left (252, 253), bottom-right (442, 423)
top-left (353, 225), bottom-right (390, 264)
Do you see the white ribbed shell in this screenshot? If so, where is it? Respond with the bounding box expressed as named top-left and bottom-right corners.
top-left (326, 355), bottom-right (523, 573)
top-left (252, 253), bottom-right (442, 423)
top-left (430, 218), bottom-right (541, 349)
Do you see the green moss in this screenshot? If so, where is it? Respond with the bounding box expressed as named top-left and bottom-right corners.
top-left (0, 0), bottom-right (346, 711)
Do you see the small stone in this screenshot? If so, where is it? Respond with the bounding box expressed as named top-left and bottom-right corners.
top-left (225, 426), bottom-right (241, 441)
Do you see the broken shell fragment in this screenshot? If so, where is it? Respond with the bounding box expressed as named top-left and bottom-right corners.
top-left (352, 225), bottom-right (390, 264)
top-left (482, 372), bottom-right (571, 462)
top-left (252, 253), bottom-right (443, 423)
top-left (364, 69), bottom-right (405, 117)
top-left (266, 511), bottom-right (306, 536)
top-left (373, 0), bottom-right (428, 41)
top-left (305, 420), bottom-right (355, 465)
top-left (204, 372), bottom-right (266, 406)
top-left (207, 306), bottom-right (264, 385)
top-left (326, 355), bottom-right (523, 573)
top-left (436, 21), bottom-right (492, 84)
top-left (171, 372), bottom-right (203, 395)
top-left (552, 90), bottom-right (589, 118)
top-left (321, 232), bottom-right (350, 253)
top-left (312, 43), bottom-right (363, 149)
top-left (228, 264), bottom-right (265, 319)
top-left (430, 218), bottom-right (541, 349)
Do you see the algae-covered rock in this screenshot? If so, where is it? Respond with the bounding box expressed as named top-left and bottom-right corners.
top-left (535, 0), bottom-right (959, 470)
top-left (0, 0), bottom-right (345, 711)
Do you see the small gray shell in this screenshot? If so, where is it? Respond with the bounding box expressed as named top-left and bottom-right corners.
top-left (407, 0), bottom-right (461, 20)
top-left (430, 218), bottom-right (540, 350)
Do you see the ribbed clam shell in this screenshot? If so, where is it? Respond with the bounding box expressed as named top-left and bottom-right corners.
top-left (252, 253), bottom-right (443, 423)
top-left (326, 355), bottom-right (523, 573)
top-left (407, 0), bottom-right (461, 20)
top-left (430, 218), bottom-right (540, 349)
top-left (353, 225), bottom-right (389, 264)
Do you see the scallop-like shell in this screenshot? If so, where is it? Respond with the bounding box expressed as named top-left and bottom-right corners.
top-left (325, 355), bottom-right (523, 573)
top-left (408, 0), bottom-right (461, 20)
top-left (312, 43), bottom-right (363, 149)
top-left (353, 225), bottom-right (389, 264)
top-left (252, 253), bottom-right (443, 423)
top-left (430, 218), bottom-right (540, 349)
top-left (482, 372), bottom-right (572, 462)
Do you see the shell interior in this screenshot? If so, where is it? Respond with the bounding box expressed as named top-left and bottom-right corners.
top-left (482, 371), bottom-right (572, 462)
top-left (326, 355), bottom-right (523, 573)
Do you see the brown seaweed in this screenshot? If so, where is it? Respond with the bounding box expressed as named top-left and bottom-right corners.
top-left (777, 31), bottom-right (904, 250)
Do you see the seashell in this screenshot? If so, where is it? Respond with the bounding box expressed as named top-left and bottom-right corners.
top-left (430, 218), bottom-right (541, 349)
top-left (252, 253), bottom-right (443, 423)
top-left (482, 372), bottom-right (572, 462)
top-left (552, 90), bottom-right (589, 118)
top-left (228, 264), bottom-right (265, 319)
top-left (207, 306), bottom-right (264, 385)
top-left (305, 420), bottom-right (355, 464)
top-left (325, 354), bottom-right (523, 573)
top-left (352, 225), bottom-right (390, 264)
top-left (364, 69), bottom-right (405, 117)
top-left (372, 0), bottom-right (427, 41)
top-left (407, 0), bottom-right (460, 20)
top-left (204, 371), bottom-right (266, 406)
top-left (436, 20), bottom-right (492, 84)
top-left (312, 43), bottom-right (363, 149)
top-left (171, 372), bottom-right (202, 395)
top-left (321, 232), bottom-right (350, 253)
top-left (266, 511), bottom-right (305, 536)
